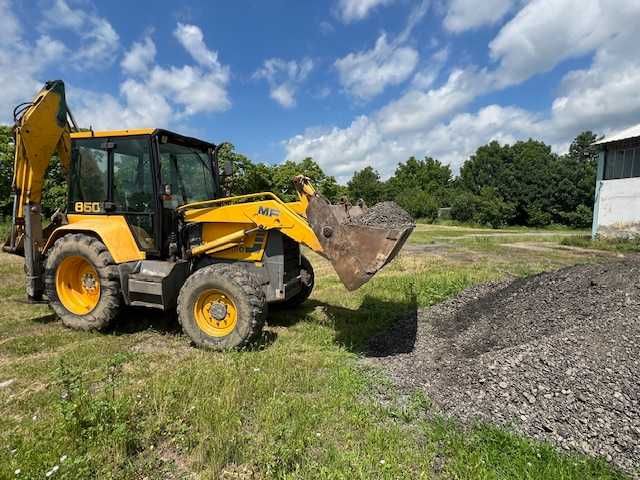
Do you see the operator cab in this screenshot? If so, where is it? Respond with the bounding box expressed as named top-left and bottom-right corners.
top-left (68, 129), bottom-right (221, 257)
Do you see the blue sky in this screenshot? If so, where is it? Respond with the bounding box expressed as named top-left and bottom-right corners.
top-left (2, 0), bottom-right (639, 182)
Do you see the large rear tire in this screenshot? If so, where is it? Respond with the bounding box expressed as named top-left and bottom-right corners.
top-left (44, 233), bottom-right (121, 331)
top-left (177, 264), bottom-right (267, 350)
top-left (280, 255), bottom-right (314, 308)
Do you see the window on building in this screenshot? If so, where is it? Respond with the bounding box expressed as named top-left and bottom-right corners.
top-left (604, 147), bottom-right (640, 180)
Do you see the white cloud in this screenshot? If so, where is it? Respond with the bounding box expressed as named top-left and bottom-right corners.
top-left (0, 0), bottom-right (67, 122)
top-left (410, 47), bottom-right (449, 90)
top-left (121, 36), bottom-right (156, 76)
top-left (489, 0), bottom-right (640, 136)
top-left (285, 104), bottom-right (541, 182)
top-left (148, 64), bottom-right (231, 115)
top-left (336, 0), bottom-right (396, 23)
top-left (254, 58), bottom-right (314, 108)
top-left (0, 6), bottom-right (231, 129)
top-left (73, 24), bottom-right (231, 129)
top-left (286, 0), bottom-right (640, 182)
top-left (377, 67), bottom-right (492, 134)
top-left (70, 81), bottom-right (173, 130)
top-left (548, 31), bottom-right (640, 138)
top-left (174, 23), bottom-right (222, 70)
top-left (444, 0), bottom-right (515, 32)
top-left (489, 0), bottom-right (639, 86)
top-left (335, 34), bottom-right (419, 100)
top-left (41, 0), bottom-right (119, 70)
top-left (334, 1), bottom-right (428, 101)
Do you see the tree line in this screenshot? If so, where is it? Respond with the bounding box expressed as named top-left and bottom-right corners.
top-left (222, 131), bottom-right (599, 228)
top-left (0, 125), bottom-right (598, 228)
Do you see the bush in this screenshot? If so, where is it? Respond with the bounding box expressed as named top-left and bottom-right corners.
top-left (395, 187), bottom-right (439, 222)
top-left (526, 206), bottom-right (552, 227)
top-left (450, 192), bottom-right (479, 223)
top-left (42, 180), bottom-right (67, 217)
top-left (558, 204), bottom-right (593, 228)
top-left (476, 188), bottom-right (515, 229)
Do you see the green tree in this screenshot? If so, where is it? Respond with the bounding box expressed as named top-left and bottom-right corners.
top-left (450, 191), bottom-right (480, 223)
top-left (217, 143), bottom-right (274, 196)
top-left (459, 139), bottom-right (558, 226)
top-left (395, 187), bottom-right (438, 222)
top-left (0, 125), bottom-right (69, 217)
top-left (386, 156), bottom-right (452, 205)
top-left (272, 158), bottom-right (339, 201)
top-left (0, 126), bottom-right (14, 216)
top-left (550, 131), bottom-right (598, 227)
top-left (459, 141), bottom-right (512, 195)
top-left (476, 187), bottom-right (516, 229)
top-left (347, 166), bottom-right (383, 205)
top-left (42, 156), bottom-right (68, 216)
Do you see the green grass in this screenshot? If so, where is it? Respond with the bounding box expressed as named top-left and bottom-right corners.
top-left (0, 225), bottom-right (629, 479)
top-left (561, 234), bottom-right (640, 253)
top-left (0, 221), bottom-right (9, 241)
top-left (409, 223), bottom-right (586, 247)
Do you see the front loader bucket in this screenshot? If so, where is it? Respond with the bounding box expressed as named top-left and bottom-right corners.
top-left (305, 195), bottom-right (414, 291)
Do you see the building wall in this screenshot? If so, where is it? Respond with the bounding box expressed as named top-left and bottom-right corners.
top-left (593, 175), bottom-right (640, 238)
top-left (592, 139), bottom-right (640, 239)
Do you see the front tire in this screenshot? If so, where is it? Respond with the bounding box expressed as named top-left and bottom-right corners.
top-left (177, 264), bottom-right (267, 350)
top-left (45, 233), bottom-right (121, 331)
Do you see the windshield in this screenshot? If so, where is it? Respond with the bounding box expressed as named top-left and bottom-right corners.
top-left (159, 141), bottom-right (217, 205)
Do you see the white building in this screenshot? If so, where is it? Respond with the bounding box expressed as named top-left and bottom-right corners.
top-left (592, 124), bottom-right (640, 239)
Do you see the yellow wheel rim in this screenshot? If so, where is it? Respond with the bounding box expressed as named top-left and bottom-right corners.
top-left (55, 256), bottom-right (101, 315)
top-left (193, 289), bottom-right (238, 337)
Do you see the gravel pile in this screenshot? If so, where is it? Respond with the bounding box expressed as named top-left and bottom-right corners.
top-left (368, 258), bottom-right (640, 474)
top-left (346, 201), bottom-right (414, 230)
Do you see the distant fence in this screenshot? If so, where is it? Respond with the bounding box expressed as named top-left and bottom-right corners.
top-left (438, 207), bottom-right (452, 220)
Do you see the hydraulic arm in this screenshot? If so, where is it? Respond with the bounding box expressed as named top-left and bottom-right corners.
top-left (5, 80), bottom-right (76, 300)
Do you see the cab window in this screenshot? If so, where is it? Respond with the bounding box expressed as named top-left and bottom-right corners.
top-left (159, 142), bottom-right (215, 206)
top-left (112, 138), bottom-right (153, 212)
top-left (69, 138), bottom-right (108, 202)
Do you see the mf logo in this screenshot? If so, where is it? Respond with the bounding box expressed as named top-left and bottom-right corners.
top-left (257, 206), bottom-right (280, 217)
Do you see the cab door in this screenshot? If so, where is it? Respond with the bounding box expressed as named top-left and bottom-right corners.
top-left (110, 136), bottom-right (159, 254)
top-left (69, 135), bottom-right (160, 254)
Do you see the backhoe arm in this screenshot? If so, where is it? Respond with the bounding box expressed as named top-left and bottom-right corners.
top-left (5, 80), bottom-right (75, 300)
top-left (11, 80), bottom-right (72, 222)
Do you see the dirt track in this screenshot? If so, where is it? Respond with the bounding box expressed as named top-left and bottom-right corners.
top-left (368, 257), bottom-right (640, 475)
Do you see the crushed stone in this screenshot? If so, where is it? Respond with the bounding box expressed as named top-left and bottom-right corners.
top-left (346, 201), bottom-right (414, 230)
top-left (367, 257), bottom-right (640, 475)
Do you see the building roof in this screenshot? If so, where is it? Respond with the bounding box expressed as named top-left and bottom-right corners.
top-left (593, 123), bottom-right (640, 145)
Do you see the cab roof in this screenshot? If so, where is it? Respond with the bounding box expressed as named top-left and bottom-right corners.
top-left (70, 128), bottom-right (216, 149)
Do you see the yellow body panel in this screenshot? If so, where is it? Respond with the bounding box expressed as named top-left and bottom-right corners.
top-left (70, 129), bottom-right (155, 139)
top-left (202, 223), bottom-right (269, 261)
top-left (183, 193), bottom-right (323, 254)
top-left (44, 215), bottom-right (145, 263)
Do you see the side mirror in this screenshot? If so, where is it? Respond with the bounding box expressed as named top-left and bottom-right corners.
top-left (224, 159), bottom-right (233, 177)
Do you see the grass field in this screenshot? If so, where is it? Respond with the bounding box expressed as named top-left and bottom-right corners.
top-left (0, 224), bottom-right (628, 479)
top-left (561, 234), bottom-right (640, 253)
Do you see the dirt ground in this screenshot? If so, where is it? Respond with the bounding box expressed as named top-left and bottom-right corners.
top-left (367, 256), bottom-right (640, 475)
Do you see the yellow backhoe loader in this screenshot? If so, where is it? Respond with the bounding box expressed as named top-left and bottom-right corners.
top-left (4, 80), bottom-right (413, 349)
